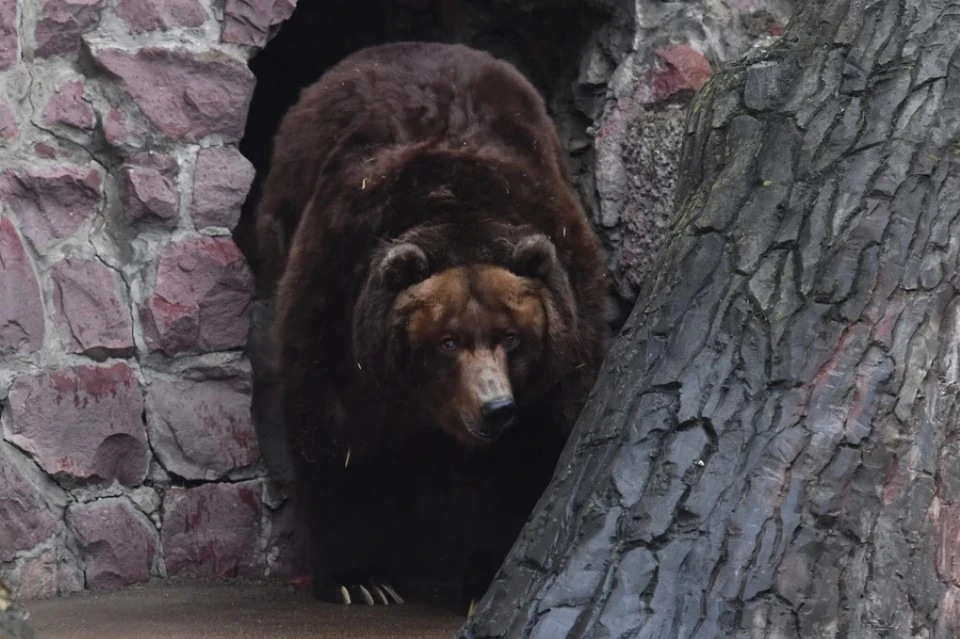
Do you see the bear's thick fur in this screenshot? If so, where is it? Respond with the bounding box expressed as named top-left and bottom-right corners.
top-left (257, 41), bottom-right (607, 609)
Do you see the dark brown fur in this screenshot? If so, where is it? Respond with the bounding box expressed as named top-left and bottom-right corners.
top-left (256, 41), bottom-right (606, 608)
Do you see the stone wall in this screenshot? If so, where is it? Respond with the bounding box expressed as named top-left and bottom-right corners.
top-left (0, 0), bottom-right (303, 598)
top-left (571, 0), bottom-right (793, 321)
top-left (0, 0), bottom-right (792, 599)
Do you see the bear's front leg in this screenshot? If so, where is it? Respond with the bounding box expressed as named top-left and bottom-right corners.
top-left (299, 449), bottom-right (412, 606)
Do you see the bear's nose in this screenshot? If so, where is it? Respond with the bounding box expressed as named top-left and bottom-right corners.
top-left (480, 396), bottom-right (516, 430)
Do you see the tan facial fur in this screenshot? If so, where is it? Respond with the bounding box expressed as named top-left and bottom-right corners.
top-left (395, 265), bottom-right (546, 445)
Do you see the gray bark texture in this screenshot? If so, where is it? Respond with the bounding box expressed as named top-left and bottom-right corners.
top-left (458, 0), bottom-right (960, 637)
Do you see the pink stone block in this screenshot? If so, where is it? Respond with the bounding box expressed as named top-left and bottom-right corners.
top-left (103, 109), bottom-right (135, 147)
top-left (117, 0), bottom-right (206, 33)
top-left (653, 45), bottom-right (713, 101)
top-left (118, 153), bottom-right (180, 227)
top-left (51, 257), bottom-right (134, 359)
top-left (34, 142), bottom-right (57, 158)
top-left (95, 47), bottom-right (255, 143)
top-left (146, 374), bottom-right (260, 480)
top-left (161, 481), bottom-right (263, 578)
top-left (140, 236), bottom-right (253, 356)
top-left (0, 443), bottom-right (60, 562)
top-left (68, 498), bottom-right (158, 589)
top-left (222, 0), bottom-right (295, 47)
top-left (2, 363), bottom-right (149, 486)
top-left (192, 146), bottom-right (255, 230)
top-left (39, 80), bottom-right (95, 130)
top-left (35, 0), bottom-right (103, 58)
top-left (0, 164), bottom-right (102, 249)
top-left (0, 216), bottom-right (44, 356)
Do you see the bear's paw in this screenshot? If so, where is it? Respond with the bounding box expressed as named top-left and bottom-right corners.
top-left (314, 578), bottom-right (404, 606)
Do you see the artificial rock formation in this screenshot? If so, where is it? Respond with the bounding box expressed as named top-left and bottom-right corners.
top-left (0, 0), bottom-right (293, 599)
top-left (461, 0), bottom-right (960, 636)
top-left (0, 0), bottom-right (792, 601)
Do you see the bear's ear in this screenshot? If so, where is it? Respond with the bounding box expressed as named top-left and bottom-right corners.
top-left (377, 242), bottom-right (430, 290)
top-left (509, 234), bottom-right (557, 281)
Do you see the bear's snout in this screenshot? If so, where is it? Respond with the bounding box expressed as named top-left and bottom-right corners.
top-left (459, 348), bottom-right (516, 441)
top-left (479, 396), bottom-right (517, 434)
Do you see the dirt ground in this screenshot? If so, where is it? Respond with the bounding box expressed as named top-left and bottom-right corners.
top-left (23, 579), bottom-right (465, 639)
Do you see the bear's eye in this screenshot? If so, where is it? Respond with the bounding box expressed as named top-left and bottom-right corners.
top-left (439, 336), bottom-right (457, 353)
top-left (503, 331), bottom-right (521, 351)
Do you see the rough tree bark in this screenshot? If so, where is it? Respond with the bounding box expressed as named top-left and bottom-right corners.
top-left (458, 0), bottom-right (960, 637)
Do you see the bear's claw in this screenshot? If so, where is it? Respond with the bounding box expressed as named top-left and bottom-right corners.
top-left (356, 584), bottom-right (375, 605)
top-left (379, 582), bottom-right (404, 604)
top-left (370, 584), bottom-right (389, 605)
top-left (336, 581), bottom-right (403, 605)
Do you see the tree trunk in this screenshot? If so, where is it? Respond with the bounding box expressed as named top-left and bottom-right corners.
top-left (458, 0), bottom-right (960, 637)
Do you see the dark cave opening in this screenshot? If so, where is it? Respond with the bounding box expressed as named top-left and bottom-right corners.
top-left (230, 0), bottom-right (636, 603)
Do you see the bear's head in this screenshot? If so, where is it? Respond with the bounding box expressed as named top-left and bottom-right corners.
top-left (353, 232), bottom-right (578, 447)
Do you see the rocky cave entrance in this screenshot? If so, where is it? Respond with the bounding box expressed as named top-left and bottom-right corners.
top-left (232, 0), bottom-right (633, 482)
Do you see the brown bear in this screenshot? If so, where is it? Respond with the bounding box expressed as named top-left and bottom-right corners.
top-left (256, 41), bottom-right (607, 611)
